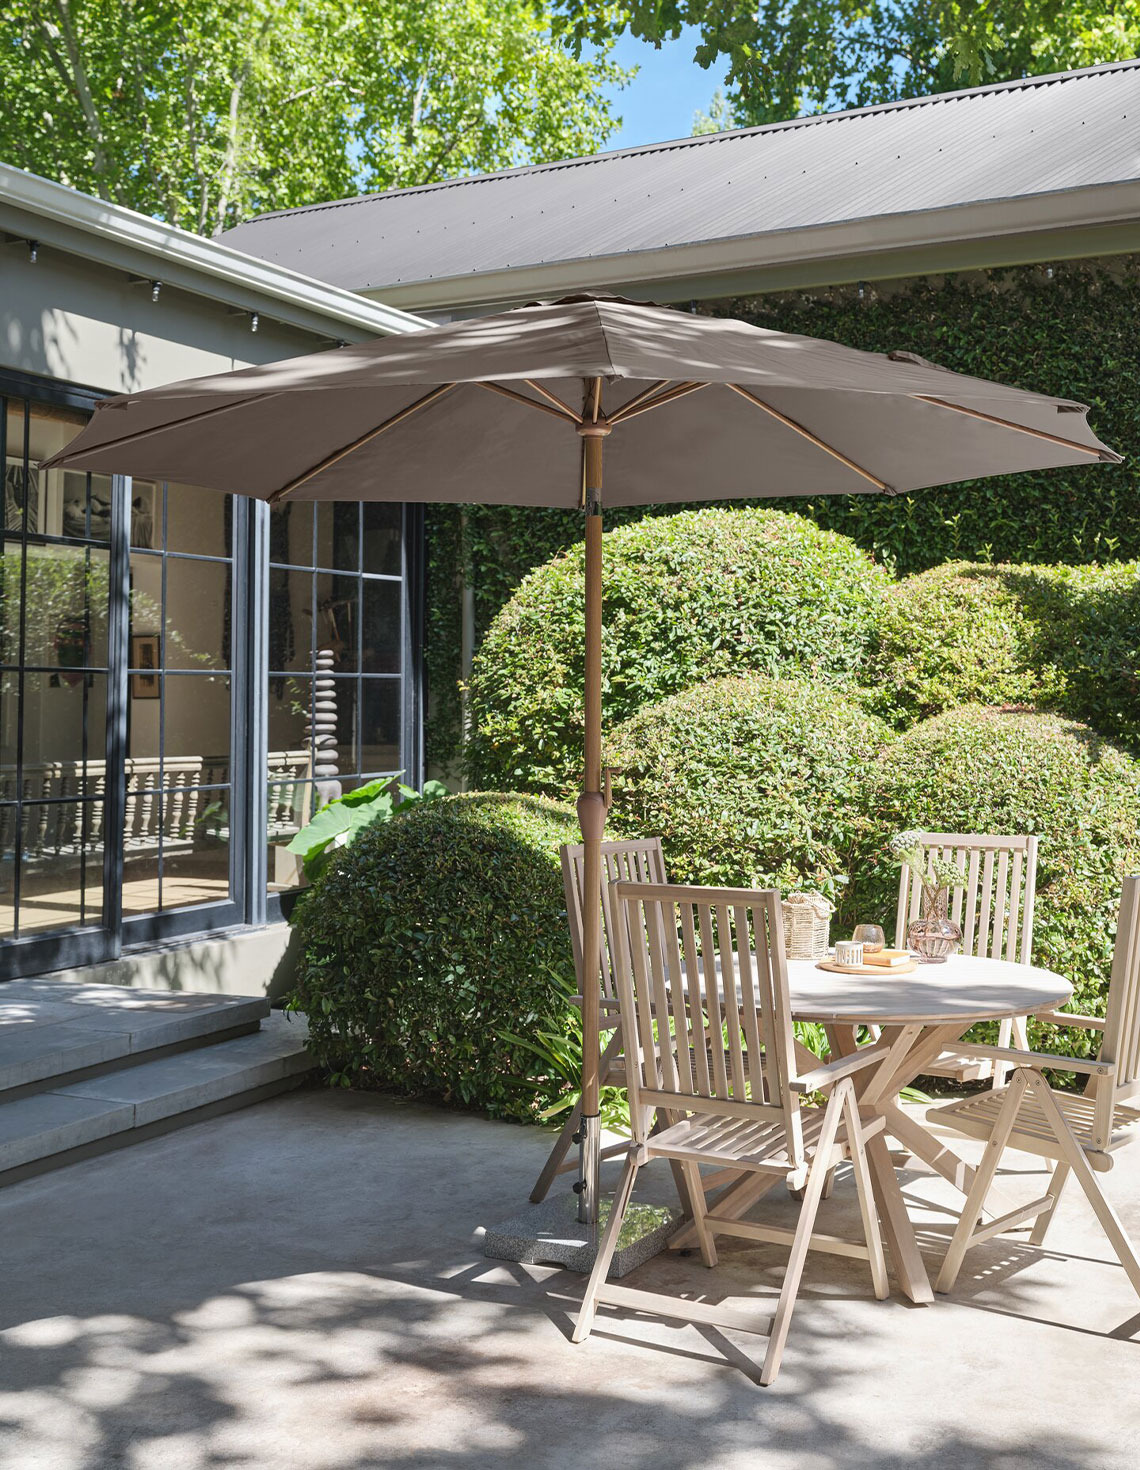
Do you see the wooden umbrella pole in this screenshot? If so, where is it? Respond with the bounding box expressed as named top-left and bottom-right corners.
top-left (576, 419), bottom-right (609, 1226)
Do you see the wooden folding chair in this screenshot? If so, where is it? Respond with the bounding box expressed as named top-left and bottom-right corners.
top-left (574, 881), bottom-right (890, 1386)
top-left (930, 874), bottom-right (1140, 1298)
top-left (896, 831), bottom-right (1038, 1082)
top-left (529, 838), bottom-right (668, 1204)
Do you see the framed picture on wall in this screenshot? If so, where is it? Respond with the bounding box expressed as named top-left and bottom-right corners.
top-left (4, 458), bottom-right (40, 533)
top-left (130, 632), bottom-right (160, 699)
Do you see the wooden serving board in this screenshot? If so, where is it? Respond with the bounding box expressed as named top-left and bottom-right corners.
top-left (815, 958), bottom-right (920, 977)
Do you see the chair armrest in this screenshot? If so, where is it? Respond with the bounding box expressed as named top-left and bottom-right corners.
top-left (789, 1042), bottom-right (892, 1094)
top-left (1033, 1010), bottom-right (1106, 1031)
top-left (943, 1042), bottom-right (1113, 1077)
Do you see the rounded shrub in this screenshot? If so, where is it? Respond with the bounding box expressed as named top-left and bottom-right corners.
top-left (1040, 560), bottom-right (1140, 755)
top-left (466, 507), bottom-right (890, 797)
top-left (607, 674), bottom-right (892, 901)
top-left (288, 792), bottom-right (581, 1121)
top-left (850, 706), bottom-right (1140, 1049)
top-left (870, 561), bottom-right (1061, 725)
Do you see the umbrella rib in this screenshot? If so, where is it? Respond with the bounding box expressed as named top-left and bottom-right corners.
top-left (476, 380), bottom-right (581, 422)
top-left (268, 383), bottom-right (458, 503)
top-left (726, 383), bottom-right (892, 492)
top-left (46, 390), bottom-right (289, 465)
top-left (606, 380), bottom-right (669, 422)
top-left (607, 381), bottom-right (709, 424)
top-left (912, 395), bottom-right (1119, 461)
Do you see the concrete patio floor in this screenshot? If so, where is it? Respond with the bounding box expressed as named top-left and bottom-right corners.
top-left (0, 1086), bottom-right (1137, 1470)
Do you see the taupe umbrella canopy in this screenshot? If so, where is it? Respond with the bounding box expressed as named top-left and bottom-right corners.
top-left (45, 293), bottom-right (1119, 1228)
top-left (46, 295), bottom-right (1118, 502)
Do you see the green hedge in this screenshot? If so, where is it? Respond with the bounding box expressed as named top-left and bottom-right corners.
top-left (425, 259), bottom-right (1140, 770)
top-left (608, 674), bottom-right (891, 901)
top-left (466, 507), bottom-right (888, 797)
top-left (870, 561), bottom-right (1062, 725)
top-left (849, 705), bottom-right (1140, 1050)
top-left (871, 559), bottom-right (1140, 749)
top-left (288, 792), bottom-right (580, 1121)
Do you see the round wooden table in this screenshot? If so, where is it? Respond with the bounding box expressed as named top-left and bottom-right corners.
top-left (697, 954), bottom-right (1072, 1304)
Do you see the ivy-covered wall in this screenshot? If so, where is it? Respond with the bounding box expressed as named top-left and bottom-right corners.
top-left (424, 256), bottom-right (1140, 771)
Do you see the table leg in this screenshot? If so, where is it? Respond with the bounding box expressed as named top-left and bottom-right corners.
top-left (828, 1024), bottom-right (935, 1305)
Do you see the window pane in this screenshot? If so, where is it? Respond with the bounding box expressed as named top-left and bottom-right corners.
top-left (164, 559), bottom-right (231, 671)
top-left (161, 674), bottom-right (231, 764)
top-left (12, 800), bottom-right (105, 934)
top-left (20, 672), bottom-right (107, 776)
top-left (268, 676), bottom-right (312, 771)
top-left (161, 785), bottom-right (231, 911)
top-left (361, 680), bottom-right (401, 773)
top-left (363, 503), bottom-right (402, 576)
top-left (267, 779), bottom-right (315, 891)
top-left (315, 571), bottom-right (359, 673)
top-left (362, 580), bottom-right (401, 673)
top-left (268, 567), bottom-right (314, 673)
top-left (166, 483), bottom-right (228, 556)
top-left (129, 553), bottom-right (164, 661)
top-left (129, 480), bottom-right (161, 549)
top-left (16, 544), bottom-right (110, 670)
top-left (316, 501), bottom-right (360, 571)
top-left (269, 501), bottom-right (314, 568)
top-left (61, 472), bottom-right (112, 543)
top-left (331, 677), bottom-right (358, 777)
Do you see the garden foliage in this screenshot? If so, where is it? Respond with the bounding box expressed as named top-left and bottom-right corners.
top-left (289, 793), bottom-right (580, 1120)
top-left (849, 706), bottom-right (1140, 1055)
top-left (465, 507), bottom-right (888, 796)
top-left (608, 675), bottom-right (891, 900)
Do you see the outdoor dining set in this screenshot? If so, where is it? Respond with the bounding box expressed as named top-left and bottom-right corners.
top-left (534, 830), bottom-right (1140, 1385)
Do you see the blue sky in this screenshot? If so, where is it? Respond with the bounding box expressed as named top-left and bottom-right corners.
top-left (603, 25), bottom-right (730, 151)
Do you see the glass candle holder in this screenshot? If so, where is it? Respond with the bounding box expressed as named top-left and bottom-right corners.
top-left (852, 923), bottom-right (886, 954)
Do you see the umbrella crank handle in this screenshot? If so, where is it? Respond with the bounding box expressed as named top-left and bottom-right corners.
top-left (602, 766), bottom-right (622, 810)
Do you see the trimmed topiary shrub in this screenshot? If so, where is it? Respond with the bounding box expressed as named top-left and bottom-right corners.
top-left (850, 706), bottom-right (1140, 1055)
top-left (607, 674), bottom-right (892, 901)
top-left (870, 561), bottom-right (1062, 725)
top-left (466, 507), bottom-right (890, 798)
top-left (288, 792), bottom-right (581, 1121)
top-left (871, 560), bottom-right (1140, 751)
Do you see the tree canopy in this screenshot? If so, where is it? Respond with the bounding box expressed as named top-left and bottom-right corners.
top-left (2, 0), bottom-right (627, 235)
top-left (561, 1), bottom-right (1140, 128)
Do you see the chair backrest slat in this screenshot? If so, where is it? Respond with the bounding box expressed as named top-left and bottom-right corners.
top-left (1103, 875), bottom-right (1140, 1091)
top-left (895, 832), bottom-right (1038, 966)
top-left (612, 881), bottom-right (799, 1153)
top-left (561, 838), bottom-right (667, 1002)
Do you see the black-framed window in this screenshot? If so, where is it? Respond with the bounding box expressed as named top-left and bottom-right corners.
top-left (0, 366), bottom-right (425, 976)
top-left (266, 501), bottom-right (412, 892)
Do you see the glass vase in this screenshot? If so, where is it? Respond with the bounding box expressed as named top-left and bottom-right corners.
top-left (907, 886), bottom-right (961, 964)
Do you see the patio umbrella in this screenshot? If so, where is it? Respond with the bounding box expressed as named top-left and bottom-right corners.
top-left (44, 293), bottom-right (1119, 1224)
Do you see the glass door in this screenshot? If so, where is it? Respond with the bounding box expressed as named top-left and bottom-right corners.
top-left (0, 389), bottom-right (117, 977)
top-left (121, 480), bottom-right (246, 942)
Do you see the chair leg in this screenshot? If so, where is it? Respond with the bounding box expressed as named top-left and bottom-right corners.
top-left (1028, 1161), bottom-right (1071, 1246)
top-left (530, 1099), bottom-right (581, 1204)
top-left (680, 1161), bottom-right (718, 1268)
top-left (573, 1154), bottom-right (640, 1344)
top-left (1031, 1081), bottom-right (1140, 1300)
top-left (936, 1069), bottom-right (1032, 1295)
top-left (531, 1027), bottom-right (623, 1204)
top-left (761, 1086), bottom-right (846, 1387)
top-left (843, 1089), bottom-right (889, 1300)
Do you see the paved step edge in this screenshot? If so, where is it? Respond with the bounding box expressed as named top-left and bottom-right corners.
top-left (0, 1016), bottom-right (312, 1174)
top-left (0, 996), bottom-right (270, 1096)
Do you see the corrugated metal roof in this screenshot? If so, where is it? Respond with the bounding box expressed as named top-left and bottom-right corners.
top-left (222, 61), bottom-right (1140, 296)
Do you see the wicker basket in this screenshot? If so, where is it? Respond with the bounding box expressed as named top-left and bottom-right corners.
top-left (780, 891), bottom-right (833, 961)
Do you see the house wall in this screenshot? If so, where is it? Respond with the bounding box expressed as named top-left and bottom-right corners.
top-left (1, 241), bottom-right (325, 395)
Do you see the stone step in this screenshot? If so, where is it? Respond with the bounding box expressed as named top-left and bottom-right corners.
top-left (0, 978), bottom-right (270, 1097)
top-left (0, 1012), bottom-right (312, 1185)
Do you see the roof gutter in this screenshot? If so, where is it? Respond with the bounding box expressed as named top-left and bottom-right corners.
top-left (0, 165), bottom-right (429, 337)
top-left (358, 179), bottom-right (1140, 313)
